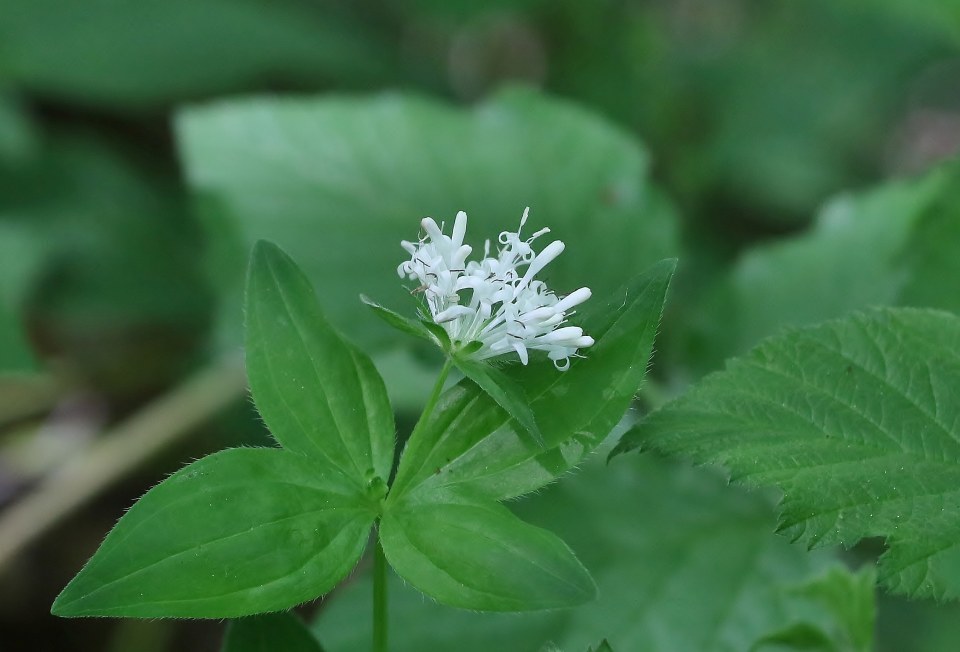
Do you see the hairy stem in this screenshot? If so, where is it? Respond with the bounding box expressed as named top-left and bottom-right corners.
top-left (372, 536), bottom-right (388, 652)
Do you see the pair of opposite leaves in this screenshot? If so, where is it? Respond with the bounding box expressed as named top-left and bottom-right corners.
top-left (51, 241), bottom-right (675, 618)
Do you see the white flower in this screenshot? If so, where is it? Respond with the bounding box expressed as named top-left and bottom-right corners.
top-left (397, 208), bottom-right (594, 370)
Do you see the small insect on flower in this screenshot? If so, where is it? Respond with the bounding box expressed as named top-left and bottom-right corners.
top-left (397, 208), bottom-right (594, 370)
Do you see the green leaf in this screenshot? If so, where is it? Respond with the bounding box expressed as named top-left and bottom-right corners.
top-left (51, 448), bottom-right (375, 618)
top-left (750, 565), bottom-right (876, 652)
top-left (360, 294), bottom-right (435, 344)
top-left (0, 221), bottom-right (44, 370)
top-left (177, 88), bottom-right (679, 350)
top-left (315, 456), bottom-right (850, 651)
top-left (246, 241), bottom-right (394, 484)
top-left (224, 612), bottom-right (326, 652)
top-left (617, 308), bottom-right (960, 600)
top-left (0, 0), bottom-right (387, 107)
top-left (379, 492), bottom-right (596, 611)
top-left (454, 358), bottom-right (543, 446)
top-left (896, 175), bottom-right (960, 315)
top-left (588, 641), bottom-right (614, 652)
top-left (682, 161), bottom-right (957, 370)
top-left (750, 624), bottom-right (839, 652)
top-left (389, 258), bottom-right (675, 501)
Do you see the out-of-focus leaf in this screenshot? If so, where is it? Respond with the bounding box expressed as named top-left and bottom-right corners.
top-left (0, 221), bottom-right (44, 370)
top-left (223, 612), bottom-right (326, 652)
top-left (684, 161), bottom-right (958, 371)
top-left (177, 87), bottom-right (680, 350)
top-left (315, 456), bottom-right (847, 651)
top-left (0, 92), bottom-right (36, 163)
top-left (750, 566), bottom-right (876, 652)
top-left (388, 259), bottom-right (674, 502)
top-left (380, 491), bottom-right (595, 611)
top-left (1, 134), bottom-right (213, 395)
top-left (0, 0), bottom-right (388, 107)
top-left (896, 178), bottom-right (960, 314)
top-left (619, 308), bottom-right (960, 601)
top-left (245, 241), bottom-right (394, 484)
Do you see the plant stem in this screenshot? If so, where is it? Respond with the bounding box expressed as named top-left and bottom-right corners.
top-left (371, 359), bottom-right (451, 651)
top-left (372, 536), bottom-right (388, 652)
top-left (416, 358), bottom-right (453, 438)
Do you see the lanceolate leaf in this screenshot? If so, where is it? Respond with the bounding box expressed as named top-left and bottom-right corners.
top-left (51, 448), bottom-right (376, 618)
top-left (379, 492), bottom-right (596, 612)
top-left (360, 294), bottom-right (436, 344)
top-left (390, 258), bottom-right (675, 501)
top-left (246, 241), bottom-right (395, 484)
top-left (224, 612), bottom-right (327, 652)
top-left (616, 308), bottom-right (960, 600)
top-left (455, 358), bottom-right (543, 447)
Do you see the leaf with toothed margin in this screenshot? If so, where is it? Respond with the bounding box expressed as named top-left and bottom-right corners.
top-left (615, 307), bottom-right (960, 601)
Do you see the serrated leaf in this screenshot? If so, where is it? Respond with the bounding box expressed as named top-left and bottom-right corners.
top-left (223, 612), bottom-right (326, 652)
top-left (246, 241), bottom-right (394, 484)
top-left (51, 448), bottom-right (375, 618)
top-left (618, 307), bottom-right (960, 600)
top-left (379, 492), bottom-right (596, 611)
top-left (177, 88), bottom-right (679, 349)
top-left (389, 258), bottom-right (675, 501)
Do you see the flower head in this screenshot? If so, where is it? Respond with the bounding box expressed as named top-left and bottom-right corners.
top-left (397, 208), bottom-right (594, 370)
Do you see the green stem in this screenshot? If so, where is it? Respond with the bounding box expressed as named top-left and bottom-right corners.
top-left (414, 358), bottom-right (453, 437)
top-left (372, 359), bottom-right (451, 652)
top-left (372, 536), bottom-right (388, 652)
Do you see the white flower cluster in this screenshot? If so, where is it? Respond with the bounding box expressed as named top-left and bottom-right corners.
top-left (397, 208), bottom-right (594, 370)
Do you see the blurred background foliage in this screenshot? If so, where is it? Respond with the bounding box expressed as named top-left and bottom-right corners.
top-left (2, 1), bottom-right (960, 650)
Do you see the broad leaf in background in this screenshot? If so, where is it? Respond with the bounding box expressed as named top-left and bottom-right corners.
top-left (750, 566), bottom-right (876, 652)
top-left (588, 642), bottom-right (614, 652)
top-left (245, 241), bottom-right (394, 484)
top-left (388, 259), bottom-right (675, 502)
top-left (177, 87), bottom-right (679, 350)
top-left (51, 449), bottom-right (377, 618)
top-left (223, 612), bottom-right (326, 652)
top-left (0, 221), bottom-right (44, 370)
top-left (380, 492), bottom-right (596, 611)
top-left (315, 456), bottom-right (859, 651)
top-left (0, 92), bottom-right (36, 163)
top-left (618, 308), bottom-right (960, 600)
top-left (896, 181), bottom-right (960, 315)
top-left (0, 0), bottom-right (388, 108)
top-left (678, 160), bottom-right (960, 373)
top-left (1, 134), bottom-right (213, 397)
